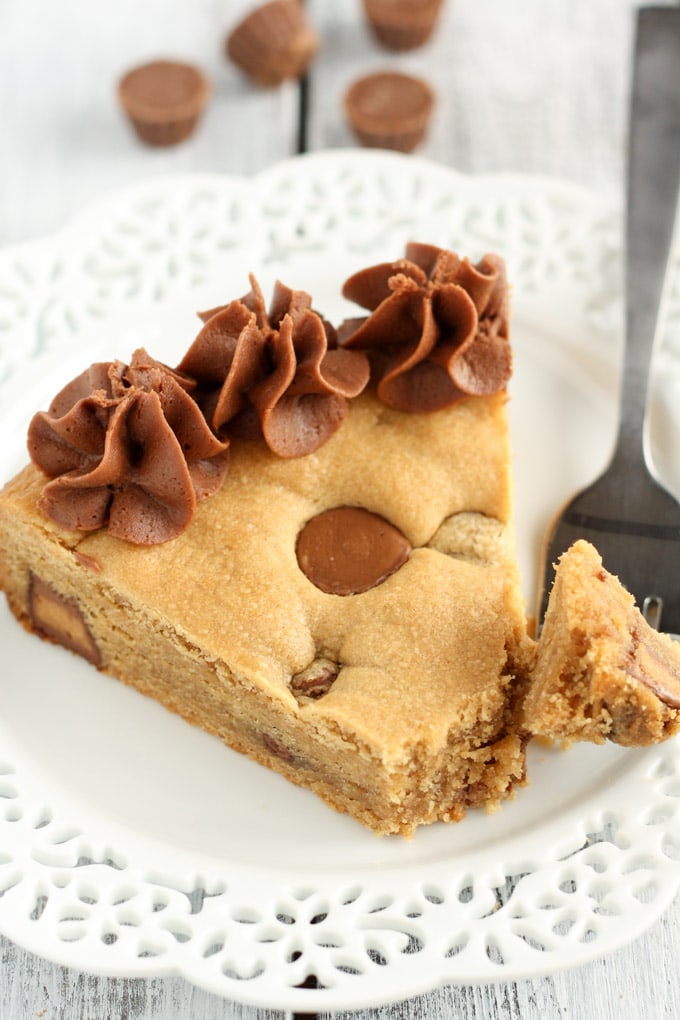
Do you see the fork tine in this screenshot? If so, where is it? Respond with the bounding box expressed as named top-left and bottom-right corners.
top-left (537, 7), bottom-right (680, 635)
top-left (538, 474), bottom-right (680, 635)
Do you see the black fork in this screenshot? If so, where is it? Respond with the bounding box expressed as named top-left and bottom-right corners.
top-left (537, 7), bottom-right (680, 635)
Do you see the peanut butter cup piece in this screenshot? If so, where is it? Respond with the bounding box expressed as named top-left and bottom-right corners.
top-left (296, 506), bottom-right (411, 595)
top-left (226, 0), bottom-right (319, 87)
top-left (344, 71), bottom-right (435, 152)
top-left (29, 574), bottom-right (101, 667)
top-left (290, 657), bottom-right (339, 700)
top-left (118, 59), bottom-right (210, 146)
top-left (362, 0), bottom-right (445, 51)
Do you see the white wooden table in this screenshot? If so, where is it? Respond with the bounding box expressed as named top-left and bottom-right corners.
top-left (2, 1), bottom-right (680, 1017)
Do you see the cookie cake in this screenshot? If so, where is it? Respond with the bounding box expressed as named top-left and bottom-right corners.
top-left (2, 241), bottom-right (679, 836)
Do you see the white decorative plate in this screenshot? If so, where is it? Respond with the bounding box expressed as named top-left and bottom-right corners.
top-left (1, 150), bottom-right (680, 1013)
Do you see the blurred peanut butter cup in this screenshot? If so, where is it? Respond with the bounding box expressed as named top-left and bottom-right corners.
top-left (344, 70), bottom-right (435, 152)
top-left (226, 0), bottom-right (319, 87)
top-left (362, 0), bottom-right (445, 51)
top-left (118, 59), bottom-right (210, 147)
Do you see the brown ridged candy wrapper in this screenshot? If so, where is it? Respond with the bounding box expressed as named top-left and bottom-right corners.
top-left (226, 0), bottom-right (319, 87)
top-left (363, 0), bottom-right (445, 51)
top-left (118, 60), bottom-right (210, 147)
top-left (344, 71), bottom-right (435, 153)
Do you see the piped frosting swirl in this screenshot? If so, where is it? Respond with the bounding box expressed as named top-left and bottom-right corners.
top-left (339, 242), bottom-right (511, 413)
top-left (27, 349), bottom-right (230, 544)
top-left (26, 247), bottom-right (513, 545)
top-left (178, 276), bottom-right (370, 458)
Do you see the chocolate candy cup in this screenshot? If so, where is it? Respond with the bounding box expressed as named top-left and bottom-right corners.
top-left (344, 70), bottom-right (435, 153)
top-left (118, 59), bottom-right (210, 147)
top-left (226, 0), bottom-right (319, 87)
top-left (363, 0), bottom-right (445, 51)
top-left (296, 506), bottom-right (412, 595)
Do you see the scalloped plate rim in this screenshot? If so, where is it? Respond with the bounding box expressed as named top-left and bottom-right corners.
top-left (0, 152), bottom-right (678, 1012)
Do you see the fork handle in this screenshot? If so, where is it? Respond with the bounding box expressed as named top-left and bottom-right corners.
top-left (612, 7), bottom-right (680, 476)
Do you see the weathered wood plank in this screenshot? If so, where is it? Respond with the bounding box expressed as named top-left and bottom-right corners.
top-left (304, 0), bottom-right (633, 193)
top-left (0, 0), bottom-right (300, 246)
top-left (3, 899), bottom-right (680, 1018)
top-left (1, 1), bottom-right (679, 1018)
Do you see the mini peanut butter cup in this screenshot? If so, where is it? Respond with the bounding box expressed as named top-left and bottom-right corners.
top-left (118, 59), bottom-right (210, 147)
top-left (226, 0), bottom-right (319, 87)
top-left (362, 0), bottom-right (445, 51)
top-left (344, 70), bottom-right (435, 153)
top-left (296, 506), bottom-right (411, 595)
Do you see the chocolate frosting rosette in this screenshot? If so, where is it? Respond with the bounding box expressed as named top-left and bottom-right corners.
top-left (338, 242), bottom-right (512, 412)
top-left (27, 349), bottom-right (230, 544)
top-left (178, 276), bottom-right (370, 458)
